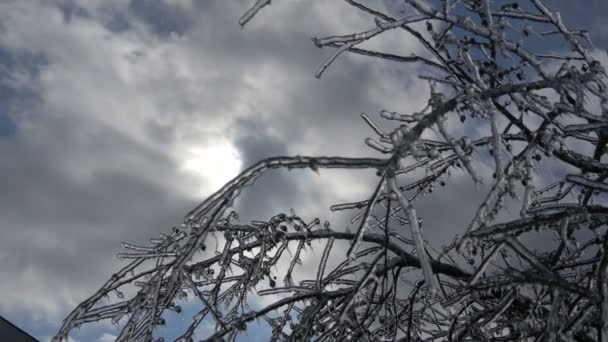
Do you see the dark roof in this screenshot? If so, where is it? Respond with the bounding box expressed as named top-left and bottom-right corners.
top-left (0, 315), bottom-right (39, 342)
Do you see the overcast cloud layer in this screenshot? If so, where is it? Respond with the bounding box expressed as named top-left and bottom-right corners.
top-left (1, 0), bottom-right (607, 341)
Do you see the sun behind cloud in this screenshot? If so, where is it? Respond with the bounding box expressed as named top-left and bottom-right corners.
top-left (180, 141), bottom-right (242, 196)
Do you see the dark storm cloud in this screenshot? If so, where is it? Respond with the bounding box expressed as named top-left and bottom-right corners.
top-left (129, 0), bottom-right (197, 37)
top-left (52, 0), bottom-right (90, 24)
top-left (0, 46), bottom-right (47, 138)
top-left (0, 117), bottom-right (190, 232)
top-left (0, 111), bottom-right (196, 330)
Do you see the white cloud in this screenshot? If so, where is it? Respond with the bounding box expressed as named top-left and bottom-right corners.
top-left (97, 332), bottom-right (118, 342)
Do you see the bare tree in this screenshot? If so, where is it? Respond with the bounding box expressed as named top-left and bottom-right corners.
top-left (53, 0), bottom-right (608, 341)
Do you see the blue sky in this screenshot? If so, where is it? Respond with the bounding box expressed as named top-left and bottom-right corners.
top-left (0, 0), bottom-right (607, 341)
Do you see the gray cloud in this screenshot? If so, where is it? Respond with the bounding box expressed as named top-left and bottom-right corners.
top-left (1, 0), bottom-right (607, 340)
top-left (0, 1), bottom-right (409, 338)
top-left (0, 46), bottom-right (46, 137)
top-left (0, 111), bottom-right (195, 326)
top-left (129, 0), bottom-right (196, 37)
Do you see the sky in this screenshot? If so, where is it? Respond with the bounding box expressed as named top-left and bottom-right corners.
top-left (1, 0), bottom-right (608, 341)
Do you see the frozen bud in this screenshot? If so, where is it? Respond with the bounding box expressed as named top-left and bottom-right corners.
top-left (365, 138), bottom-right (391, 152)
top-left (461, 136), bottom-right (471, 147)
top-left (590, 60), bottom-right (604, 74)
top-left (224, 231), bottom-right (233, 241)
top-left (428, 148), bottom-right (439, 159)
top-left (399, 124), bottom-right (410, 134)
top-left (390, 131), bottom-right (403, 146)
top-left (380, 110), bottom-right (394, 119)
top-left (412, 148), bottom-right (427, 158)
top-left (374, 17), bottom-right (384, 28)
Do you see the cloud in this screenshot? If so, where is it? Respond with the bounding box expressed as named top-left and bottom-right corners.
top-left (97, 333), bottom-right (118, 342)
top-left (0, 0), bottom-right (430, 337)
top-left (4, 0), bottom-right (605, 340)
top-left (128, 0), bottom-right (196, 37)
top-left (0, 0), bottom-right (503, 338)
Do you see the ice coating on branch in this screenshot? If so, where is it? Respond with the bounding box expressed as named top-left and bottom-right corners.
top-left (238, 0), bottom-right (271, 28)
top-left (388, 176), bottom-right (443, 299)
top-left (346, 173), bottom-right (387, 260)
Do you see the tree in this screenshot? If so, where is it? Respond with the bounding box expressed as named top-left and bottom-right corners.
top-left (53, 0), bottom-right (608, 341)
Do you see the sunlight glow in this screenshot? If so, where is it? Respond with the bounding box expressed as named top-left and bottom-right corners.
top-left (181, 142), bottom-right (242, 196)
